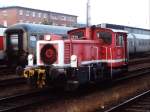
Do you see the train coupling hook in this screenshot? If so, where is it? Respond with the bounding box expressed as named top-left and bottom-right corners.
top-left (36, 69), bottom-right (46, 88)
top-left (23, 68), bottom-right (35, 78)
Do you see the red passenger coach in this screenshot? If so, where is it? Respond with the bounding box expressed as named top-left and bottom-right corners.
top-left (0, 27), bottom-right (6, 60)
top-left (23, 26), bottom-right (128, 89)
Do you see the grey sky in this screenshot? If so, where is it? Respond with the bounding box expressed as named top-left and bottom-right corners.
top-left (0, 0), bottom-right (149, 29)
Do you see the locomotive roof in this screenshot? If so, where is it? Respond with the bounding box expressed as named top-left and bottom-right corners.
top-left (5, 23), bottom-right (74, 35)
top-left (68, 26), bottom-right (127, 34)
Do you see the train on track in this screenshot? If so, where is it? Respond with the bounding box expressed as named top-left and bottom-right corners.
top-left (3, 23), bottom-right (74, 68)
top-left (23, 23), bottom-right (150, 89)
top-left (0, 25), bottom-right (6, 62)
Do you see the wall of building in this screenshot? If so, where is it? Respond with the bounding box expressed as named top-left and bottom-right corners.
top-left (0, 6), bottom-right (77, 27)
top-left (0, 8), bottom-right (18, 26)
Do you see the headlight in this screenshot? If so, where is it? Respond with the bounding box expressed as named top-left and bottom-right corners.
top-left (28, 54), bottom-right (34, 66)
top-left (44, 35), bottom-right (51, 41)
top-left (71, 55), bottom-right (77, 67)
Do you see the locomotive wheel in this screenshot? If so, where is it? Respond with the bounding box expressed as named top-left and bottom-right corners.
top-left (64, 81), bottom-right (79, 91)
top-left (26, 75), bottom-right (38, 88)
top-left (16, 66), bottom-right (23, 76)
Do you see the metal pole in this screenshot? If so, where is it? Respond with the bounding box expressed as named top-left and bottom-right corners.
top-left (149, 0), bottom-right (150, 29)
top-left (86, 0), bottom-right (91, 27)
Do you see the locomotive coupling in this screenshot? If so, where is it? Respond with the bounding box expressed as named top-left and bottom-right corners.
top-left (23, 67), bottom-right (46, 88)
top-left (36, 69), bottom-right (46, 88)
top-left (24, 67), bottom-right (35, 78)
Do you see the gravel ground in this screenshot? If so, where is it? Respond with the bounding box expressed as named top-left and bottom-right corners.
top-left (0, 84), bottom-right (32, 98)
top-left (22, 74), bottom-right (150, 112)
top-left (0, 74), bottom-right (20, 80)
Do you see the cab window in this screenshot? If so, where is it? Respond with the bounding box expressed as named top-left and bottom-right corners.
top-left (116, 34), bottom-right (124, 46)
top-left (70, 31), bottom-right (84, 39)
top-left (97, 32), bottom-right (112, 45)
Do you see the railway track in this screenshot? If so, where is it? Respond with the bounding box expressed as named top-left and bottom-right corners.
top-left (0, 77), bottom-right (31, 99)
top-left (0, 77), bottom-right (26, 87)
top-left (19, 70), bottom-right (150, 112)
top-left (0, 57), bottom-right (149, 112)
top-left (129, 56), bottom-right (150, 66)
top-left (16, 65), bottom-right (150, 112)
top-left (0, 88), bottom-right (57, 112)
top-left (104, 90), bottom-right (150, 112)
top-left (114, 64), bottom-right (150, 82)
top-left (0, 66), bottom-right (15, 75)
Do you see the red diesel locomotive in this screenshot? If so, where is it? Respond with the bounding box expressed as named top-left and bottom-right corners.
top-left (23, 26), bottom-right (130, 88)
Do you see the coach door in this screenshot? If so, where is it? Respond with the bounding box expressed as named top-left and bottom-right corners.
top-left (6, 30), bottom-right (24, 65)
top-left (6, 30), bottom-right (23, 52)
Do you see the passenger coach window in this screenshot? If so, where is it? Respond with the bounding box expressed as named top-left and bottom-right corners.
top-left (30, 35), bottom-right (36, 47)
top-left (97, 32), bottom-right (112, 45)
top-left (10, 34), bottom-right (19, 50)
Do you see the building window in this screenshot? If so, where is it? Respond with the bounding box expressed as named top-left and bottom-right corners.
top-left (2, 10), bottom-right (7, 13)
top-left (19, 10), bottom-right (23, 15)
top-left (68, 17), bottom-right (76, 22)
top-left (26, 21), bottom-right (30, 23)
top-left (61, 24), bottom-right (66, 26)
top-left (32, 12), bottom-right (35, 17)
top-left (43, 13), bottom-right (47, 18)
top-left (51, 15), bottom-right (57, 20)
top-left (61, 16), bottom-right (66, 20)
top-left (3, 20), bottom-right (7, 27)
top-left (38, 13), bottom-right (41, 18)
top-left (70, 17), bottom-right (74, 22)
top-left (19, 20), bottom-right (23, 23)
top-left (52, 23), bottom-right (58, 26)
top-left (26, 11), bottom-right (30, 16)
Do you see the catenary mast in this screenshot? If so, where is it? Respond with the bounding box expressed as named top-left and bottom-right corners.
top-left (86, 0), bottom-right (91, 27)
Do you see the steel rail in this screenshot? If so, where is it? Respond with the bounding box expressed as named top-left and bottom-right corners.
top-left (104, 90), bottom-right (150, 112)
top-left (0, 88), bottom-right (53, 112)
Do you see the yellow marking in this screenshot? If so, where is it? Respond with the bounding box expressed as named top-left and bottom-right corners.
top-left (23, 69), bottom-right (35, 78)
top-left (23, 70), bottom-right (28, 78)
top-left (23, 67), bottom-right (47, 88)
top-left (36, 69), bottom-right (46, 88)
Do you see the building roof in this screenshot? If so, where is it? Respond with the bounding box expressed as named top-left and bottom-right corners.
top-left (0, 6), bottom-right (77, 17)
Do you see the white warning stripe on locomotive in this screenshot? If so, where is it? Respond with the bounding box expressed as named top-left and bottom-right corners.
top-left (81, 59), bottom-right (126, 65)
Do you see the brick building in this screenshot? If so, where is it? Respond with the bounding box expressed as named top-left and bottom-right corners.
top-left (0, 6), bottom-right (77, 27)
